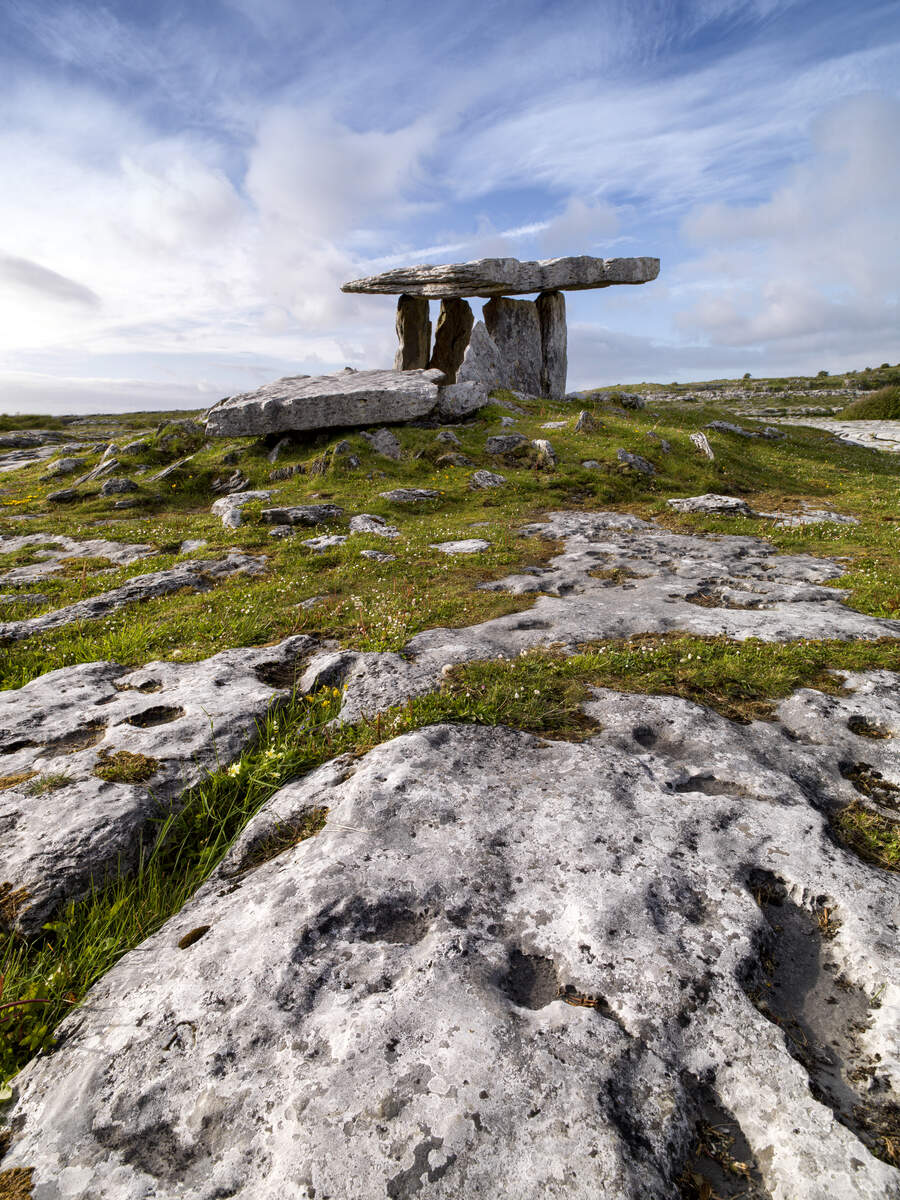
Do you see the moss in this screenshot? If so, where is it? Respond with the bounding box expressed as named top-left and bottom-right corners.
top-left (92, 749), bottom-right (159, 785)
top-left (0, 774), bottom-right (36, 793)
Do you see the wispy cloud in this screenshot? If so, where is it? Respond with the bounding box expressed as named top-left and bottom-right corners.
top-left (0, 254), bottom-right (100, 308)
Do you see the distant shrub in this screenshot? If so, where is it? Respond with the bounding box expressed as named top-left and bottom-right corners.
top-left (839, 386), bottom-right (900, 420)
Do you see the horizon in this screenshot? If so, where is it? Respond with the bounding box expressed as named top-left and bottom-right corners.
top-left (1, 0), bottom-right (898, 414)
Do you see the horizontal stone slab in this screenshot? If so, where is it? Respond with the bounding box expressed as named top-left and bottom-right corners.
top-left (342, 255), bottom-right (659, 298)
top-left (205, 368), bottom-right (445, 438)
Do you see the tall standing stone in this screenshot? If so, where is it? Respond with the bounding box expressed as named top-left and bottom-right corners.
top-left (483, 297), bottom-right (542, 395)
top-left (428, 298), bottom-right (474, 384)
top-left (393, 294), bottom-right (431, 371)
top-left (536, 290), bottom-right (567, 399)
top-left (455, 321), bottom-right (505, 388)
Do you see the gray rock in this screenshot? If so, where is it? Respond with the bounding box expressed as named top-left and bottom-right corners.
top-left (616, 449), bottom-right (655, 475)
top-left (646, 431), bottom-right (671, 453)
top-left (540, 420), bottom-right (567, 430)
top-left (361, 428), bottom-right (402, 461)
top-left (434, 381), bottom-right (492, 419)
top-left (378, 489), bottom-right (439, 504)
top-left (0, 555), bottom-right (267, 643)
top-left (707, 420), bottom-right (756, 438)
top-left (206, 369), bottom-right (445, 438)
top-left (0, 634), bottom-right (318, 932)
top-left (0, 534), bottom-right (153, 584)
top-left (581, 459), bottom-right (602, 469)
top-left (112, 499), bottom-right (141, 510)
top-left (267, 437), bottom-right (294, 465)
top-left (120, 439), bottom-right (150, 455)
top-left (301, 535), bottom-right (347, 552)
top-left (147, 455), bottom-right (195, 483)
top-left (532, 438), bottom-right (557, 467)
top-left (484, 296), bottom-right (542, 395)
top-left (574, 410), bottom-right (600, 433)
top-left (616, 392), bottom-right (645, 410)
top-left (469, 469), bottom-right (507, 489)
top-left (428, 297), bottom-right (474, 383)
top-left (455, 321), bottom-right (505, 390)
top-left (267, 525), bottom-right (294, 539)
top-left (46, 487), bottom-right (81, 503)
top-left (348, 514), bottom-right (400, 539)
top-left (40, 456), bottom-right (85, 480)
top-left (435, 452), bottom-right (475, 468)
top-left (211, 490), bottom-right (272, 529)
top-left (667, 494), bottom-right (755, 516)
top-left (499, 415), bottom-right (517, 427)
top-left (342, 254), bottom-right (661, 297)
top-left (179, 540), bottom-right (208, 555)
top-left (690, 431), bottom-right (715, 460)
top-left (770, 510), bottom-right (861, 528)
top-left (536, 289), bottom-right (567, 398)
top-left (435, 430), bottom-right (461, 445)
top-left (100, 477), bottom-right (139, 496)
top-left (0, 430), bottom-right (68, 450)
top-left (260, 504), bottom-right (343, 526)
top-left (393, 294), bottom-right (431, 370)
top-left (485, 434), bottom-right (527, 455)
top-left (359, 549), bottom-right (396, 562)
top-left (7, 686), bottom-right (898, 1198)
top-left (209, 470), bottom-right (251, 494)
top-left (430, 539), bottom-right (490, 554)
top-left (0, 593), bottom-right (47, 607)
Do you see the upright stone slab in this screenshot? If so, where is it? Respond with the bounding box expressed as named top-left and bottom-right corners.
top-left (483, 297), bottom-right (542, 396)
top-left (537, 290), bottom-right (567, 399)
top-left (393, 294), bottom-right (431, 370)
top-left (428, 298), bottom-right (474, 384)
top-left (455, 321), bottom-right (505, 389)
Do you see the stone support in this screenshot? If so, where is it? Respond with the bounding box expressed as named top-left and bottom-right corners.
top-left (393, 294), bottom-right (431, 371)
top-left (536, 290), bottom-right (567, 400)
top-left (483, 296), bottom-right (542, 396)
top-left (428, 298), bottom-right (474, 384)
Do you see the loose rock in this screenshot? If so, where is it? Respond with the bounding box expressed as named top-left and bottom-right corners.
top-left (260, 504), bottom-right (343, 526)
top-left (469, 469), bottom-right (507, 489)
top-left (667, 494), bottom-right (756, 516)
top-left (348, 514), bottom-right (400, 539)
top-left (486, 434), bottom-right (527, 455)
top-left (361, 428), bottom-right (402, 461)
top-left (616, 449), bottom-right (655, 475)
top-left (430, 539), bottom-right (490, 554)
top-left (378, 489), bottom-right (439, 504)
top-left (100, 478), bottom-right (138, 496)
top-left (211, 490), bottom-right (272, 529)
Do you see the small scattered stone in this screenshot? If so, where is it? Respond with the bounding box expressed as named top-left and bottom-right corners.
top-left (667, 494), bottom-right (755, 516)
top-left (574, 410), bottom-right (600, 433)
top-left (771, 510), bottom-right (860, 528)
top-left (436, 453), bottom-right (475, 468)
top-left (267, 436), bottom-right (294, 465)
top-left (180, 540), bottom-right (208, 554)
top-left (435, 430), bottom-right (461, 445)
top-left (615, 392), bottom-right (645, 410)
top-left (296, 595), bottom-right (324, 609)
top-left (486, 434), bottom-right (527, 455)
top-left (499, 416), bottom-right (518, 428)
top-left (540, 420), bottom-right (567, 430)
top-left (210, 470), bottom-right (249, 494)
top-left (100, 478), bottom-right (138, 496)
top-left (378, 489), bottom-right (439, 504)
top-left (148, 455), bottom-right (195, 483)
top-left (46, 488), bottom-right (80, 503)
top-left (0, 593), bottom-right (47, 607)
top-left (362, 428), bottom-right (402, 461)
top-left (616, 449), bottom-right (656, 475)
top-left (40, 457), bottom-right (85, 480)
top-left (267, 525), bottom-right (295, 539)
top-left (302, 535), bottom-right (347, 552)
top-left (261, 504), bottom-right (343, 526)
top-left (532, 439), bottom-right (557, 467)
top-left (581, 460), bottom-right (602, 469)
top-left (359, 549), bottom-right (397, 563)
top-left (430, 539), bottom-right (490, 555)
top-left (211, 491), bottom-right (272, 529)
top-left (112, 499), bottom-right (141, 510)
top-left (120, 439), bottom-right (150, 455)
top-left (690, 432), bottom-right (715, 460)
top-left (469, 469), bottom-right (506, 489)
top-left (348, 514), bottom-right (400, 539)
top-left (646, 432), bottom-right (671, 453)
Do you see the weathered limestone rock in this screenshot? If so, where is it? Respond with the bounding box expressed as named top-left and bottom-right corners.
top-left (39, 456), bottom-right (85, 480)
top-left (532, 438), bottom-right (557, 468)
top-left (361, 428), bottom-right (401, 460)
top-left (6, 694), bottom-right (898, 1197)
top-left (342, 254), bottom-right (661, 297)
top-left (574, 410), bottom-right (600, 433)
top-left (302, 534), bottom-right (347, 552)
top-left (486, 434), bottom-right (527, 455)
top-left (536, 290), bottom-right (566, 398)
top-left (0, 636), bottom-right (318, 932)
top-left (434, 381), bottom-right (492, 418)
top-left (0, 534), bottom-right (153, 584)
top-left (260, 504), bottom-right (343, 526)
top-left (483, 296), bottom-right (542, 395)
top-left (428, 298), bottom-right (474, 383)
top-left (667, 494), bottom-right (756, 516)
top-left (455, 321), bottom-right (505, 389)
top-left (616, 449), bottom-right (655, 475)
top-left (211, 490), bottom-right (272, 529)
top-left (469, 469), bottom-right (507, 489)
top-left (430, 539), bottom-right (490, 554)
top-left (0, 555), bottom-right (267, 643)
top-left (205, 369), bottom-right (445, 438)
top-left (378, 488), bottom-right (439, 504)
top-left (690, 431), bottom-right (715, 459)
top-left (348, 514), bottom-right (400, 539)
top-left (100, 477), bottom-right (138, 496)
top-left (392, 295), bottom-right (431, 370)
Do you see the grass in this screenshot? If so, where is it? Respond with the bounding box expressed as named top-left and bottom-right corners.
top-left (832, 802), bottom-right (900, 871)
top-left (839, 385), bottom-right (900, 421)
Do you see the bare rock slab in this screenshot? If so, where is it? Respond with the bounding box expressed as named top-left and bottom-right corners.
top-left (342, 254), bottom-right (661, 297)
top-left (0, 636), bottom-right (318, 932)
top-left (205, 369), bottom-right (445, 438)
top-left (5, 702), bottom-right (898, 1198)
top-left (0, 534), bottom-right (153, 584)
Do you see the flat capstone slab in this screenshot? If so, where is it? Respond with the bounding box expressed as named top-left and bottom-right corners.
top-left (6, 686), bottom-right (899, 1198)
top-left (341, 255), bottom-right (660, 298)
top-left (205, 369), bottom-right (445, 438)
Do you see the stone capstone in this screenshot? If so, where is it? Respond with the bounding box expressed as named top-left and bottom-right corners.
top-left (483, 296), bottom-right (542, 395)
top-left (0, 636), bottom-right (318, 932)
top-left (6, 691), bottom-right (898, 1198)
top-left (393, 295), bottom-right (431, 371)
top-left (205, 369), bottom-right (445, 438)
top-left (536, 290), bottom-right (567, 399)
top-left (428, 297), bottom-right (474, 383)
top-left (342, 254), bottom-right (661, 297)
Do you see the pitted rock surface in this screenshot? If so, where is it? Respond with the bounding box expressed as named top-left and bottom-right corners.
top-left (5, 691), bottom-right (898, 1198)
top-left (0, 636), bottom-right (319, 932)
top-left (0, 554), bottom-right (267, 642)
top-left (0, 533), bottom-right (153, 583)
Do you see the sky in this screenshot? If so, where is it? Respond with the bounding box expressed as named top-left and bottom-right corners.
top-left (1, 0), bottom-right (898, 414)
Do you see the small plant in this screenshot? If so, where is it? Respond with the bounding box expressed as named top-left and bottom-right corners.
top-left (832, 802), bottom-right (900, 871)
top-left (24, 773), bottom-right (72, 796)
top-left (93, 750), bottom-right (159, 784)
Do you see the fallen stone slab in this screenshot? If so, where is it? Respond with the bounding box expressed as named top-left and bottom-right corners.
top-left (0, 635), bottom-right (318, 932)
top-left (0, 534), bottom-right (153, 584)
top-left (7, 689), bottom-right (898, 1198)
top-left (260, 504), bottom-right (344, 526)
top-left (205, 369), bottom-right (445, 438)
top-left (211, 490), bottom-right (272, 529)
top-left (430, 538), bottom-right (490, 554)
top-left (0, 554), bottom-right (267, 643)
top-left (667, 494), bottom-right (756, 516)
top-left (378, 488), bottom-right (439, 504)
top-left (342, 254), bottom-right (661, 297)
top-left (348, 514), bottom-right (400, 539)
top-left (148, 455), bottom-right (196, 483)
top-left (469, 469), bottom-right (506, 489)
top-left (46, 487), bottom-right (82, 503)
top-left (707, 420), bottom-right (782, 439)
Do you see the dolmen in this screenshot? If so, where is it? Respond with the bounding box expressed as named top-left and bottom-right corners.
top-left (205, 255), bottom-right (659, 437)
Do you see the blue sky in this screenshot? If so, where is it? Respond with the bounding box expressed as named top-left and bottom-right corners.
top-left (1, 0), bottom-right (898, 412)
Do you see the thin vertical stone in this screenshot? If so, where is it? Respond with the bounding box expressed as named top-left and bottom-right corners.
top-left (536, 290), bottom-right (567, 400)
top-left (428, 298), bottom-right (474, 384)
top-left (393, 295), bottom-right (431, 371)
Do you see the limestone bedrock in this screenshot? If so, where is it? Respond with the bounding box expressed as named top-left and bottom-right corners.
top-left (341, 254), bottom-right (660, 297)
top-left (6, 685), bottom-right (899, 1197)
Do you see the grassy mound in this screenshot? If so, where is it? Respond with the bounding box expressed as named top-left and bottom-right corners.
top-left (839, 386), bottom-right (900, 420)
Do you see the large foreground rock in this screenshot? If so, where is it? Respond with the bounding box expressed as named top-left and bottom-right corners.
top-left (5, 688), bottom-right (899, 1198)
top-left (342, 255), bottom-right (661, 297)
top-left (0, 637), bottom-right (318, 932)
top-left (205, 369), bottom-right (445, 437)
